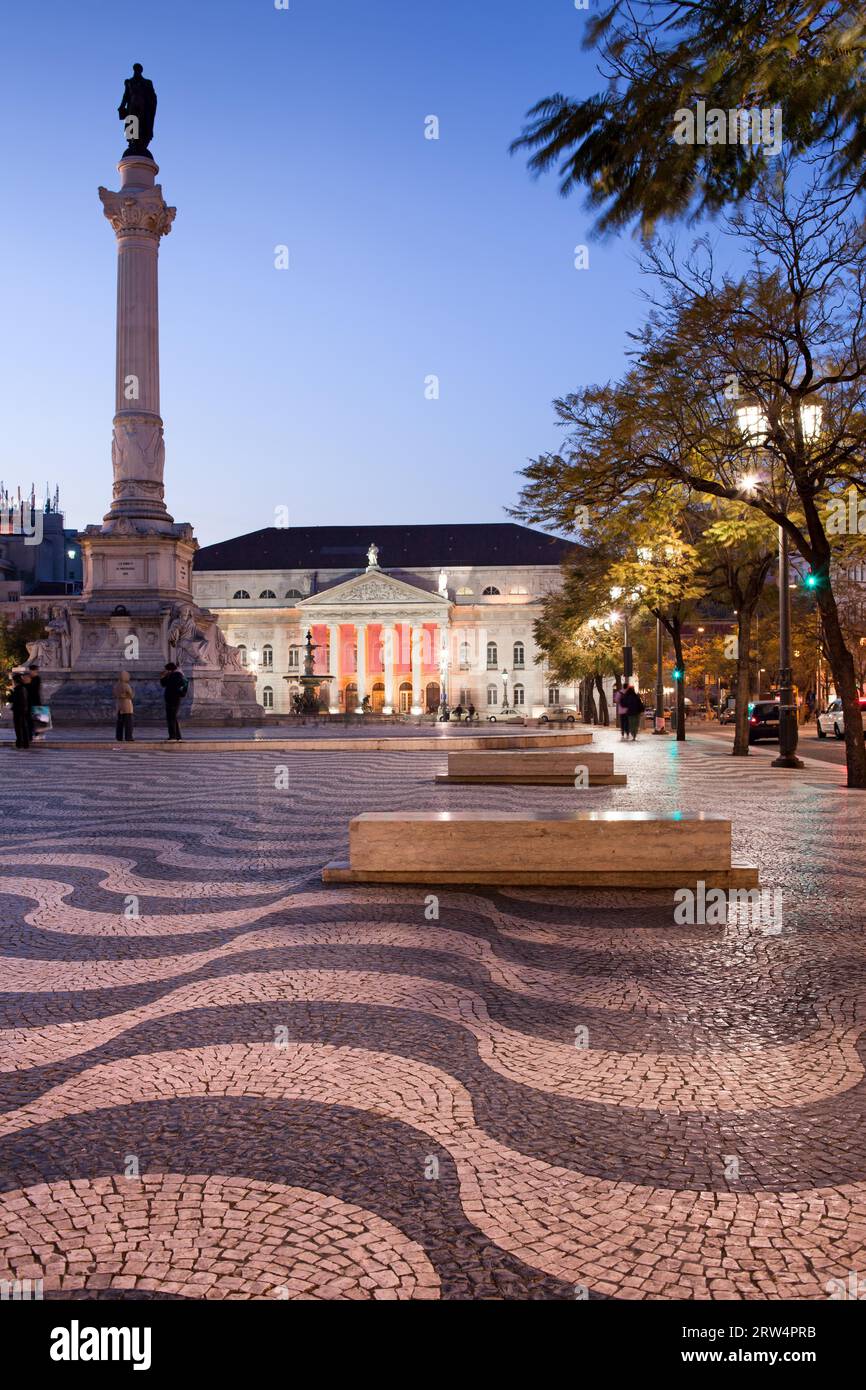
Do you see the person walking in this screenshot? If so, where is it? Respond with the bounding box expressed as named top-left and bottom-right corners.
top-left (467, 702), bottom-right (476, 723)
top-left (622, 684), bottom-right (645, 741)
top-left (160, 661), bottom-right (187, 741)
top-left (613, 685), bottom-right (629, 738)
top-left (26, 662), bottom-right (43, 740)
top-left (113, 669), bottom-right (135, 742)
top-left (11, 672), bottom-right (32, 749)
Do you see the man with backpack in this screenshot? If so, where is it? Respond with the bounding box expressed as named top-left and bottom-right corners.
top-left (160, 662), bottom-right (188, 741)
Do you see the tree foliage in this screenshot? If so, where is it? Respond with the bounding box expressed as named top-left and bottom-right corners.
top-left (512, 1), bottom-right (866, 234)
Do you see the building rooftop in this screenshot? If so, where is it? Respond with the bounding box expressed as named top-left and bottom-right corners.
top-left (194, 523), bottom-right (574, 573)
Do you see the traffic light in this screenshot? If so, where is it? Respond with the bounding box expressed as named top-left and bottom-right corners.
top-left (672, 666), bottom-right (684, 682)
top-left (800, 570), bottom-right (825, 592)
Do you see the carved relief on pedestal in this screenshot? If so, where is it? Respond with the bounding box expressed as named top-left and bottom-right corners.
top-left (211, 623), bottom-right (246, 673)
top-left (99, 186), bottom-right (176, 238)
top-left (168, 603), bottom-right (210, 668)
top-left (27, 607), bottom-right (72, 670)
top-left (111, 416), bottom-right (166, 486)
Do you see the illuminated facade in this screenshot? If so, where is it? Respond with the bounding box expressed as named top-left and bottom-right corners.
top-left (192, 523), bottom-right (578, 715)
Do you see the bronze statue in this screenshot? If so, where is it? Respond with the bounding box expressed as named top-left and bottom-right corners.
top-left (118, 64), bottom-right (157, 157)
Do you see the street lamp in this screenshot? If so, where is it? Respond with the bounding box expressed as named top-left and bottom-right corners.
top-left (734, 398), bottom-right (821, 769)
top-left (500, 667), bottom-right (512, 716)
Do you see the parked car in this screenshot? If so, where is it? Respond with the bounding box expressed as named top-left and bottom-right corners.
top-left (718, 696), bottom-right (737, 725)
top-left (816, 695), bottom-right (866, 740)
top-left (748, 700), bottom-right (782, 744)
top-left (538, 707), bottom-right (577, 724)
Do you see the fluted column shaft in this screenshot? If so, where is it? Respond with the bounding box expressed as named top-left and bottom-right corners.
top-left (99, 156), bottom-right (177, 529)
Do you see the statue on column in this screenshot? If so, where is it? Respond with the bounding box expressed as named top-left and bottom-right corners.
top-left (118, 64), bottom-right (157, 157)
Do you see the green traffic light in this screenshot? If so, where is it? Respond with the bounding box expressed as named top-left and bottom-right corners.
top-left (672, 667), bottom-right (684, 681)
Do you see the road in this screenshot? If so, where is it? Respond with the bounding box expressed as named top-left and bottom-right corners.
top-left (684, 719), bottom-right (851, 768)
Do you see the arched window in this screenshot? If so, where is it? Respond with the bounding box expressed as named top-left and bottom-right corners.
top-left (513, 641), bottom-right (525, 668)
top-left (513, 683), bottom-right (525, 706)
top-left (236, 644), bottom-right (247, 666)
top-left (232, 589), bottom-right (250, 600)
top-left (486, 684), bottom-right (498, 706)
top-left (259, 589), bottom-right (276, 599)
top-left (482, 585), bottom-right (500, 596)
top-left (284, 588), bottom-right (304, 600)
top-left (288, 646), bottom-right (300, 670)
top-left (486, 641), bottom-right (498, 669)
top-left (262, 685), bottom-right (274, 709)
top-left (456, 586), bottom-right (473, 596)
top-left (459, 640), bottom-right (471, 667)
top-left (261, 644), bottom-right (273, 669)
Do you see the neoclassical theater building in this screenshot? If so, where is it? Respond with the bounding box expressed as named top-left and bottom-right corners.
top-left (192, 523), bottom-right (576, 716)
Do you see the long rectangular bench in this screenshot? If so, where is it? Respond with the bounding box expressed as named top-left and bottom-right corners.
top-left (321, 810), bottom-right (758, 887)
top-left (434, 749), bottom-right (625, 786)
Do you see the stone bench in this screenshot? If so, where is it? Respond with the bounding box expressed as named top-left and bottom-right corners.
top-left (322, 810), bottom-right (758, 888)
top-left (434, 749), bottom-right (624, 786)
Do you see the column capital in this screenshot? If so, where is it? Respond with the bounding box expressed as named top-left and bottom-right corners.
top-left (99, 185), bottom-right (176, 240)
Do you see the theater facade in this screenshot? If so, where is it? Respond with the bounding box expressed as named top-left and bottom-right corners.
top-left (192, 522), bottom-right (577, 716)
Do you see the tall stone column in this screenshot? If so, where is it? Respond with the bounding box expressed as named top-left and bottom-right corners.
top-left (355, 624), bottom-right (367, 710)
top-left (98, 157), bottom-right (176, 531)
top-left (410, 625), bottom-right (423, 715)
top-left (382, 625), bottom-right (395, 714)
top-left (328, 623), bottom-right (341, 710)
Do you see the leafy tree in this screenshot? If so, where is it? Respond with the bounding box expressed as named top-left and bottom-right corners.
top-left (511, 1), bottom-right (866, 235)
top-left (517, 155), bottom-right (866, 785)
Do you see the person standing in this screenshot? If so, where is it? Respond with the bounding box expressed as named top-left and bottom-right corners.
top-left (623, 684), bottom-right (645, 740)
top-left (613, 685), bottom-right (628, 738)
top-left (11, 672), bottom-right (32, 749)
top-left (160, 662), bottom-right (187, 741)
top-left (25, 663), bottom-right (43, 740)
top-left (113, 670), bottom-right (135, 742)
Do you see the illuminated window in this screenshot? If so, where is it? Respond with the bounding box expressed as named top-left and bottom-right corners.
top-left (456, 586), bottom-right (473, 596)
top-left (509, 585), bottom-right (528, 595)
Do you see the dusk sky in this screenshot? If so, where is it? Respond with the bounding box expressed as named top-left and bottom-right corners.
top-left (4, 1), bottom-right (669, 547)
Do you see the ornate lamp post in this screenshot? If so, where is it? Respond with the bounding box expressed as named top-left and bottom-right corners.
top-left (500, 667), bottom-right (513, 716)
top-left (735, 398), bottom-right (821, 769)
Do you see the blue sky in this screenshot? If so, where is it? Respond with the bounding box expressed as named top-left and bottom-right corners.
top-left (1, 0), bottom-right (659, 547)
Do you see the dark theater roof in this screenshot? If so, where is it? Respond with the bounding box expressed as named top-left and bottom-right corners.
top-left (194, 523), bottom-right (574, 572)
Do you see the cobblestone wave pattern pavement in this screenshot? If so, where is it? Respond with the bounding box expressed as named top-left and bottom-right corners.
top-left (0, 732), bottom-right (864, 1300)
